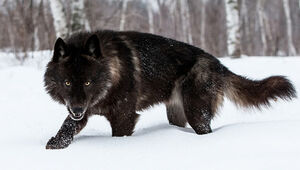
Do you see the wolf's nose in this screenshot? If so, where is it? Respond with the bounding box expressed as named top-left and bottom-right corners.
top-left (71, 107), bottom-right (84, 117)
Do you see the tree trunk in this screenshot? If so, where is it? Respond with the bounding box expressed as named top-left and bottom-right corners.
top-left (120, 0), bottom-right (128, 31)
top-left (240, 0), bottom-right (250, 54)
top-left (225, 0), bottom-right (241, 57)
top-left (147, 1), bottom-right (154, 34)
top-left (257, 0), bottom-right (267, 55)
top-left (200, 0), bottom-right (206, 50)
top-left (49, 0), bottom-right (68, 39)
top-left (33, 26), bottom-right (39, 51)
top-left (6, 9), bottom-right (16, 50)
top-left (283, 0), bottom-right (297, 56)
top-left (263, 11), bottom-right (274, 55)
top-left (179, 0), bottom-right (193, 44)
top-left (71, 0), bottom-right (90, 34)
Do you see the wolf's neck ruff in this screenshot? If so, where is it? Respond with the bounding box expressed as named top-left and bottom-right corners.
top-left (90, 82), bottom-right (112, 107)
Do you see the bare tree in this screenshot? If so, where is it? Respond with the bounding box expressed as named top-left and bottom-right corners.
top-left (71, 0), bottom-right (90, 34)
top-left (179, 0), bottom-right (193, 44)
top-left (200, 0), bottom-right (207, 50)
top-left (147, 0), bottom-right (154, 33)
top-left (120, 0), bottom-right (129, 31)
top-left (5, 2), bottom-right (16, 50)
top-left (49, 0), bottom-right (68, 39)
top-left (240, 0), bottom-right (250, 54)
top-left (1, 0), bottom-right (300, 57)
top-left (225, 0), bottom-right (241, 57)
top-left (283, 0), bottom-right (297, 55)
top-left (257, 0), bottom-right (267, 55)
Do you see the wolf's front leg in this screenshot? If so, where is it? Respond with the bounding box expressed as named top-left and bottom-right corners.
top-left (46, 116), bottom-right (88, 149)
top-left (106, 111), bottom-right (140, 137)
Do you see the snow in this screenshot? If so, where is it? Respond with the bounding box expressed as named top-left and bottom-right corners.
top-left (0, 52), bottom-right (300, 170)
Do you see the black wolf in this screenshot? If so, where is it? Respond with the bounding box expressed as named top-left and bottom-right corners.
top-left (44, 30), bottom-right (296, 149)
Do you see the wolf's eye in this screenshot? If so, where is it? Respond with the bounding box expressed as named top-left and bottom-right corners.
top-left (65, 81), bottom-right (71, 86)
top-left (85, 81), bottom-right (91, 86)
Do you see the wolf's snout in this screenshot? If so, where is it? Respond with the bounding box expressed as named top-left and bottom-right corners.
top-left (71, 107), bottom-right (84, 117)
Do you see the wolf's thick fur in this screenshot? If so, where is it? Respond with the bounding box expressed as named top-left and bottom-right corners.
top-left (44, 30), bottom-right (296, 149)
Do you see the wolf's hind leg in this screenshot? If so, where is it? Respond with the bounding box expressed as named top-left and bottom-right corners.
top-left (181, 76), bottom-right (223, 135)
top-left (166, 104), bottom-right (187, 127)
top-left (166, 83), bottom-right (187, 127)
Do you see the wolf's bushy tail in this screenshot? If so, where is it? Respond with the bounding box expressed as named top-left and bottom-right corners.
top-left (224, 72), bottom-right (296, 108)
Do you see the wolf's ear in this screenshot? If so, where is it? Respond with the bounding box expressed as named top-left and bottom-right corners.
top-left (85, 34), bottom-right (101, 58)
top-left (53, 37), bottom-right (68, 62)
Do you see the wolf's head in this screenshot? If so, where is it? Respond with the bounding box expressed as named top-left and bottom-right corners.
top-left (44, 34), bottom-right (112, 121)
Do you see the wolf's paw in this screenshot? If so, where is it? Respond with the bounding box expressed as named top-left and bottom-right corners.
top-left (46, 136), bottom-right (72, 149)
top-left (193, 124), bottom-right (212, 135)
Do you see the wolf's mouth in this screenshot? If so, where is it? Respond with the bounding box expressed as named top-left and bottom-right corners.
top-left (67, 107), bottom-right (86, 121)
top-left (69, 113), bottom-right (85, 121)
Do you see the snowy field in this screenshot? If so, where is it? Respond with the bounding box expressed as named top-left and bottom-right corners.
top-left (0, 51), bottom-right (299, 170)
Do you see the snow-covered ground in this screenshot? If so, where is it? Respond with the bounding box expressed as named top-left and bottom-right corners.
top-left (0, 51), bottom-right (299, 170)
